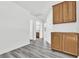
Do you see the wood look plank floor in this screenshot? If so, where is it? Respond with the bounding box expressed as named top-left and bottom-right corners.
top-left (0, 39), bottom-right (76, 58)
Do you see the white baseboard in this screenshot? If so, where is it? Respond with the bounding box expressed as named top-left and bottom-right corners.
top-left (0, 40), bottom-right (30, 55)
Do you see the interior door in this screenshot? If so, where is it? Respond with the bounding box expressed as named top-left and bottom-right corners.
top-left (36, 32), bottom-right (39, 38)
top-left (63, 33), bottom-right (77, 55)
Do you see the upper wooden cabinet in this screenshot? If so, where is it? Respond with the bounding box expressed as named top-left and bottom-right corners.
top-left (53, 1), bottom-right (76, 24)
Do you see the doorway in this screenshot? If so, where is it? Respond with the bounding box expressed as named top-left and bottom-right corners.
top-left (36, 21), bottom-right (42, 39)
top-left (30, 19), bottom-right (44, 40)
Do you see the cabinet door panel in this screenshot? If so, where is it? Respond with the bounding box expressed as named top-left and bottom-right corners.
top-left (68, 1), bottom-right (76, 22)
top-left (63, 33), bottom-right (77, 55)
top-left (59, 3), bottom-right (63, 23)
top-left (53, 3), bottom-right (63, 24)
top-left (63, 2), bottom-right (68, 22)
top-left (60, 33), bottom-right (64, 51)
top-left (51, 33), bottom-right (60, 50)
top-left (53, 5), bottom-right (60, 24)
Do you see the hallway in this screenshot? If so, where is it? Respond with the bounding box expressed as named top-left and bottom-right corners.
top-left (0, 39), bottom-right (75, 58)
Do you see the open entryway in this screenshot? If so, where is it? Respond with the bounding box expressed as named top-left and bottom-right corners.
top-left (30, 19), bottom-right (44, 40)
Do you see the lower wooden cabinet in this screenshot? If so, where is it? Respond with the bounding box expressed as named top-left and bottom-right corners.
top-left (51, 32), bottom-right (79, 56)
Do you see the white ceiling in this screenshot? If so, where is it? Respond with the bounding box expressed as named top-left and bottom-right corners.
top-left (13, 1), bottom-right (63, 22)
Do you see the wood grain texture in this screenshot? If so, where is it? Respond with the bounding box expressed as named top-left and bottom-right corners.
top-left (51, 33), bottom-right (60, 50)
top-left (51, 32), bottom-right (79, 57)
top-left (63, 1), bottom-right (69, 22)
top-left (53, 1), bottom-right (76, 24)
top-left (68, 1), bottom-right (76, 22)
top-left (63, 33), bottom-right (77, 55)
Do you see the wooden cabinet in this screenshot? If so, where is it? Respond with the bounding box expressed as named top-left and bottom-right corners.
top-left (51, 32), bottom-right (79, 56)
top-left (53, 1), bottom-right (76, 24)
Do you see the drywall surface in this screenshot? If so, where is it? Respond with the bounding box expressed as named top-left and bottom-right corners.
top-left (76, 2), bottom-right (79, 32)
top-left (44, 1), bottom-right (79, 44)
top-left (0, 2), bottom-right (33, 55)
top-left (30, 20), bottom-right (34, 40)
top-left (29, 19), bottom-right (36, 40)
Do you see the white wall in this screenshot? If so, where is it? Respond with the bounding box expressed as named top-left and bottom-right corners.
top-left (30, 20), bottom-right (34, 40)
top-left (44, 1), bottom-right (79, 44)
top-left (30, 19), bottom-right (36, 40)
top-left (36, 21), bottom-right (40, 32)
top-left (0, 2), bottom-right (33, 55)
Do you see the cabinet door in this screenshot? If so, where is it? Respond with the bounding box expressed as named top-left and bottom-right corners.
top-left (63, 1), bottom-right (76, 23)
top-left (63, 2), bottom-right (69, 22)
top-left (51, 33), bottom-right (60, 50)
top-left (63, 33), bottom-right (77, 55)
top-left (60, 33), bottom-right (64, 51)
top-left (53, 3), bottom-right (63, 24)
top-left (53, 5), bottom-right (59, 24)
top-left (68, 1), bottom-right (76, 22)
top-left (59, 3), bottom-right (63, 23)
